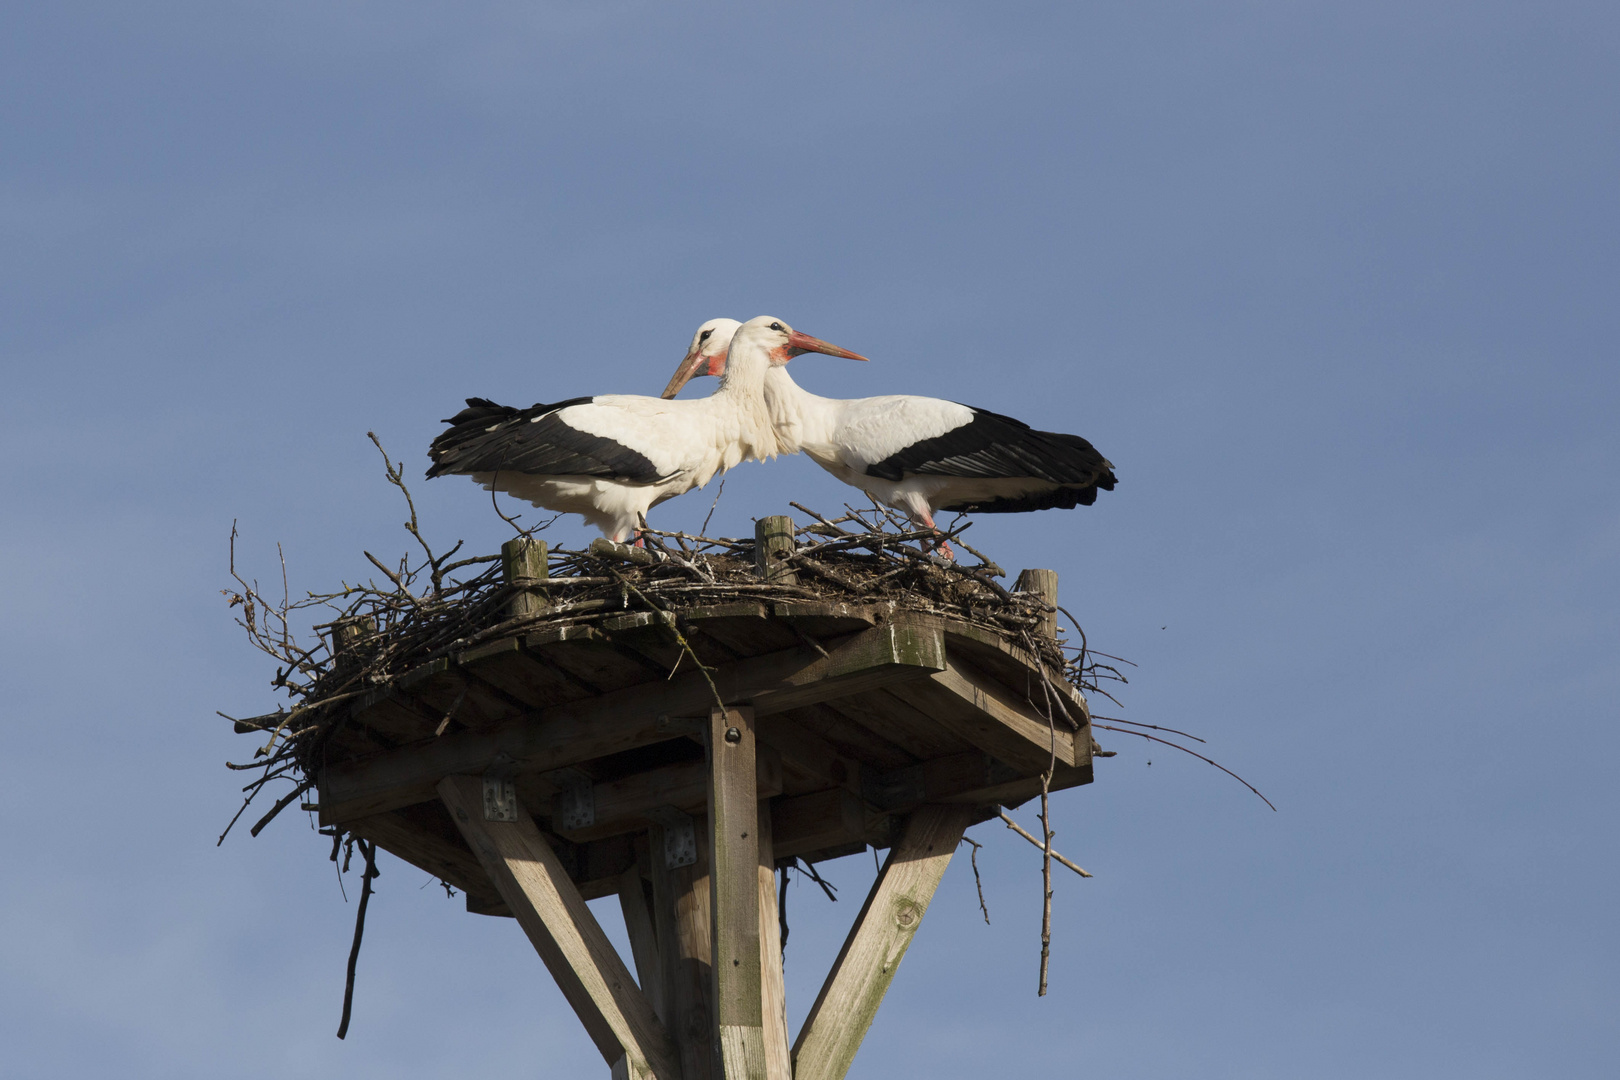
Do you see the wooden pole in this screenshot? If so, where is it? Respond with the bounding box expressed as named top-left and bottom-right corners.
top-left (437, 776), bottom-right (678, 1079)
top-left (791, 803), bottom-right (977, 1080)
top-left (502, 536), bottom-right (549, 619)
top-left (708, 706), bottom-right (767, 1078)
top-left (1014, 568), bottom-right (1059, 638)
top-left (650, 822), bottom-right (716, 1079)
top-left (754, 516), bottom-right (798, 585)
top-left (756, 800), bottom-right (791, 1080)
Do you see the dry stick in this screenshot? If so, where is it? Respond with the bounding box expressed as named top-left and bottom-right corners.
top-left (997, 811), bottom-right (1093, 878)
top-left (368, 432), bottom-right (445, 597)
top-left (335, 840), bottom-right (378, 1040)
top-left (249, 778), bottom-right (316, 839)
top-left (433, 683), bottom-right (469, 737)
top-left (1091, 725), bottom-right (1278, 811)
top-left (1037, 667), bottom-right (1056, 997)
top-left (779, 866), bottom-right (791, 960)
top-left (1089, 715), bottom-right (1207, 744)
top-left (701, 476), bottom-right (727, 535)
top-left (959, 837), bottom-right (991, 924)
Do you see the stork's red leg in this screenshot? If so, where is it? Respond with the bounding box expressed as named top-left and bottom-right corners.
top-left (918, 510), bottom-right (955, 560)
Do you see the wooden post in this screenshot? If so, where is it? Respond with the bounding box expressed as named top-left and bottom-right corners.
top-left (791, 804), bottom-right (978, 1080)
top-left (1014, 568), bottom-right (1059, 638)
top-left (756, 800), bottom-right (791, 1080)
top-left (619, 856), bottom-right (667, 1025)
top-left (650, 822), bottom-right (716, 1079)
top-left (437, 776), bottom-right (678, 1079)
top-left (503, 536), bottom-right (549, 619)
top-left (754, 516), bottom-right (798, 585)
top-left (708, 706), bottom-right (766, 1078)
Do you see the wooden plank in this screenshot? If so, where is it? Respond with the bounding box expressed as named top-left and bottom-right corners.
top-left (769, 701), bottom-right (916, 772)
top-left (864, 753), bottom-right (1093, 812)
top-left (319, 620), bottom-right (944, 824)
top-left (791, 804), bottom-right (977, 1080)
top-left (618, 857), bottom-right (666, 1025)
top-left (438, 776), bottom-right (678, 1078)
top-left (755, 713), bottom-right (865, 799)
top-left (650, 820), bottom-right (715, 1080)
top-left (887, 658), bottom-right (1077, 776)
top-left (756, 800), bottom-right (791, 1080)
top-left (708, 706), bottom-right (766, 1078)
top-left (939, 622), bottom-right (1090, 724)
top-left (824, 688), bottom-right (973, 761)
top-left (529, 624), bottom-right (666, 693)
top-left (770, 788), bottom-right (869, 862)
top-left (555, 749), bottom-right (783, 843)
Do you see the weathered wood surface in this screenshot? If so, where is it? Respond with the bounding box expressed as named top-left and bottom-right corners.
top-left (791, 804), bottom-right (977, 1080)
top-left (756, 800), bottom-right (791, 1080)
top-left (708, 706), bottom-right (767, 1079)
top-left (618, 857), bottom-right (666, 1024)
top-left (754, 515), bottom-right (799, 585)
top-left (438, 776), bottom-right (678, 1079)
top-left (320, 620), bottom-right (945, 824)
top-left (503, 536), bottom-right (550, 619)
top-left (1013, 567), bottom-right (1059, 638)
top-left (345, 806), bottom-right (506, 915)
top-left (554, 749), bottom-right (782, 843)
top-left (650, 821), bottom-right (715, 1080)
top-left (888, 657), bottom-right (1078, 775)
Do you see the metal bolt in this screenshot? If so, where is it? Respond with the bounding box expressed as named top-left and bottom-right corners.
top-left (725, 726), bottom-right (741, 743)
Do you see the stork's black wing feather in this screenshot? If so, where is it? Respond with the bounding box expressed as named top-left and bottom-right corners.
top-left (865, 405), bottom-right (1117, 513)
top-left (426, 396), bottom-right (665, 483)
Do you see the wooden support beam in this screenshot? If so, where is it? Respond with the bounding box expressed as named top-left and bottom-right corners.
top-left (708, 706), bottom-right (766, 1078)
top-left (438, 776), bottom-right (678, 1079)
top-left (864, 752), bottom-right (1094, 813)
top-left (769, 788), bottom-right (870, 862)
top-left (791, 804), bottom-right (977, 1080)
top-left (888, 658), bottom-right (1077, 776)
top-left (618, 855), bottom-right (666, 1025)
top-left (321, 620), bottom-right (944, 824)
top-left (650, 821), bottom-right (716, 1080)
top-left (756, 800), bottom-right (791, 1080)
top-left (555, 749), bottom-right (782, 843)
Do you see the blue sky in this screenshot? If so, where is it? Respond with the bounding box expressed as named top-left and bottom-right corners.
top-left (2, 2), bottom-right (1616, 1077)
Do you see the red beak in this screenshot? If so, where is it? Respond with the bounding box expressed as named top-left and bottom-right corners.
top-left (786, 330), bottom-right (869, 362)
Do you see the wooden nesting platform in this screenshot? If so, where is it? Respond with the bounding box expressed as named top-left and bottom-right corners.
top-left (308, 527), bottom-right (1093, 1080)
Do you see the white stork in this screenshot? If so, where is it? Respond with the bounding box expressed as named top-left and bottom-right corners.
top-left (662, 318), bottom-right (1116, 557)
top-left (427, 317), bottom-right (868, 541)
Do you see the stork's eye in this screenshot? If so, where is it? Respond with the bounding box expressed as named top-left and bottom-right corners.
top-left (699, 329), bottom-right (713, 341)
top-left (769, 321), bottom-right (784, 331)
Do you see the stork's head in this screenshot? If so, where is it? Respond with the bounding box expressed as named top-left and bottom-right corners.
top-left (669, 315), bottom-right (865, 394)
top-left (660, 318), bottom-right (740, 399)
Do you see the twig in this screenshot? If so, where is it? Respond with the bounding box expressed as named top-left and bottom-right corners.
top-left (997, 811), bottom-right (1093, 878)
top-left (960, 836), bottom-right (991, 924)
top-left (335, 840), bottom-right (378, 1040)
top-left (1092, 725), bottom-right (1277, 811)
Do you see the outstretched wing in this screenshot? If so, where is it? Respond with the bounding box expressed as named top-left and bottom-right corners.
top-left (427, 397), bottom-right (667, 483)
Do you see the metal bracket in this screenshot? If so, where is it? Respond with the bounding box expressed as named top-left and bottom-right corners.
top-left (547, 768), bottom-right (596, 831)
top-left (482, 775), bottom-right (518, 822)
top-left (647, 805), bottom-right (697, 869)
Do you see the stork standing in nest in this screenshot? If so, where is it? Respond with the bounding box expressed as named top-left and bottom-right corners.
top-left (427, 317), bottom-right (868, 541)
top-left (663, 318), bottom-right (1116, 557)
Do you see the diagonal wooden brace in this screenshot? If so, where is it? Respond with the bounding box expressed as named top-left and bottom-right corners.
top-left (438, 775), bottom-right (679, 1079)
top-left (791, 803), bottom-right (978, 1080)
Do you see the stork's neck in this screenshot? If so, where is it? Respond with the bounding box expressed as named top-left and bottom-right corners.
top-left (710, 341), bottom-right (788, 459)
top-left (761, 367), bottom-right (841, 456)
